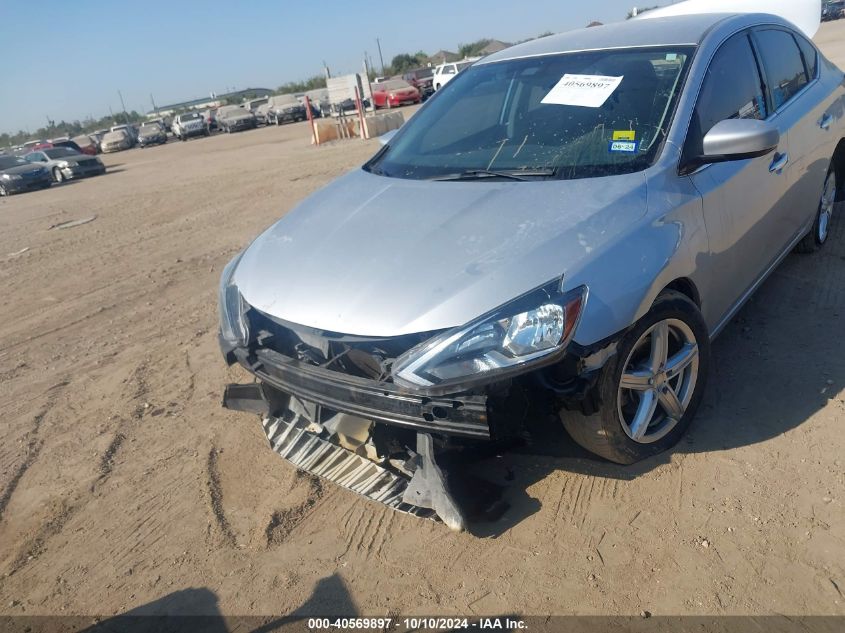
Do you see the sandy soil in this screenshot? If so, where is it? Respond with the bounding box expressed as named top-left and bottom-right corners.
top-left (0, 23), bottom-right (844, 620)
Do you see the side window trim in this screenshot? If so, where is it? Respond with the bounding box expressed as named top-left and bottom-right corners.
top-left (746, 31), bottom-right (772, 119)
top-left (795, 33), bottom-right (819, 82)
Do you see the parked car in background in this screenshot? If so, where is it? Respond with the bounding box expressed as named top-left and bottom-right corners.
top-left (266, 94), bottom-right (308, 124)
top-left (218, 12), bottom-right (844, 529)
top-left (71, 135), bottom-right (99, 155)
top-left (0, 155), bottom-right (52, 195)
top-left (144, 118), bottom-right (170, 136)
top-left (242, 97), bottom-right (269, 113)
top-left (33, 139), bottom-right (86, 154)
top-left (172, 112), bottom-right (209, 141)
top-left (24, 147), bottom-right (105, 182)
top-left (402, 67), bottom-right (435, 99)
top-left (254, 103), bottom-right (271, 126)
top-left (109, 124), bottom-right (137, 147)
top-left (217, 105), bottom-right (257, 133)
top-left (432, 59), bottom-right (476, 90)
top-left (202, 108), bottom-right (218, 131)
top-left (823, 0), bottom-right (844, 20)
top-left (372, 79), bottom-right (421, 108)
top-left (100, 129), bottom-right (132, 153)
top-left (138, 122), bottom-right (168, 147)
top-left (304, 88), bottom-right (331, 117)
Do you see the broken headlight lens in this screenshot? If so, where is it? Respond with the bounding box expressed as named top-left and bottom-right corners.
top-left (392, 280), bottom-right (588, 393)
top-left (218, 252), bottom-right (250, 348)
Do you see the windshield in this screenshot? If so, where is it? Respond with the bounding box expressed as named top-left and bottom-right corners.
top-left (140, 125), bottom-right (161, 134)
top-left (0, 156), bottom-right (27, 169)
top-left (44, 148), bottom-right (79, 158)
top-left (180, 113), bottom-right (201, 121)
top-left (367, 47), bottom-right (693, 180)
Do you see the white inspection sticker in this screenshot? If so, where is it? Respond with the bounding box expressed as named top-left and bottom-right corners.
top-left (541, 74), bottom-right (624, 108)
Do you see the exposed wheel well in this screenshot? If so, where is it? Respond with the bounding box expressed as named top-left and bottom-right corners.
top-left (833, 139), bottom-right (845, 202)
top-left (662, 278), bottom-right (701, 309)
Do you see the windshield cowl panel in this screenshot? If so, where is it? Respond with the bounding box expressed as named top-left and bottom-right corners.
top-left (367, 46), bottom-right (694, 181)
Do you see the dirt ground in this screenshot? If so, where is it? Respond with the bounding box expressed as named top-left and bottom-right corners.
top-left (0, 22), bottom-right (844, 621)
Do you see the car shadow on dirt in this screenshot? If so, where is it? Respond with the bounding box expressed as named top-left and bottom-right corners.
top-left (74, 575), bottom-right (356, 632)
top-left (460, 220), bottom-right (845, 536)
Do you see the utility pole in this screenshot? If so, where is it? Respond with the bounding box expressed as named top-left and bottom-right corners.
top-left (117, 90), bottom-right (128, 122)
top-left (150, 93), bottom-right (158, 115)
top-left (376, 37), bottom-right (385, 75)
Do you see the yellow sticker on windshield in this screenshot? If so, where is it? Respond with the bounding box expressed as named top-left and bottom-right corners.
top-left (612, 130), bottom-right (636, 141)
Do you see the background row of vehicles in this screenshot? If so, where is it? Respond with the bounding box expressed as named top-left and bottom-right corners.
top-left (1, 58), bottom-right (479, 175)
top-left (0, 147), bottom-right (106, 196)
top-left (822, 0), bottom-right (844, 21)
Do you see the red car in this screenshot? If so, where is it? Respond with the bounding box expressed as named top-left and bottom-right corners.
top-left (33, 139), bottom-right (97, 156)
top-left (372, 79), bottom-right (421, 109)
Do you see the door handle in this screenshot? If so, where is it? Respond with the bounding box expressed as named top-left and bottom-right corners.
top-left (769, 152), bottom-right (789, 173)
top-left (820, 114), bottom-right (833, 130)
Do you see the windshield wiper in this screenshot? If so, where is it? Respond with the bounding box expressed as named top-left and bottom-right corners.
top-left (430, 169), bottom-right (555, 182)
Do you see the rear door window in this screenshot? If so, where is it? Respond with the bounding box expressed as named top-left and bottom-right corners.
top-left (794, 34), bottom-right (819, 80)
top-left (753, 28), bottom-right (809, 110)
top-left (683, 32), bottom-right (767, 165)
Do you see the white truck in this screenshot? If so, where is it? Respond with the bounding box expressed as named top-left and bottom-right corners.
top-left (171, 112), bottom-right (209, 141)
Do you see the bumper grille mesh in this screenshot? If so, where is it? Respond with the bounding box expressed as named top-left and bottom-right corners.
top-left (262, 414), bottom-right (435, 519)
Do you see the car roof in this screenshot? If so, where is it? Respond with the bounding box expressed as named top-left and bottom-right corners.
top-left (480, 13), bottom-right (785, 63)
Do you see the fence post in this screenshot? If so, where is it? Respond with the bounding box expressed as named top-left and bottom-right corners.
top-left (354, 86), bottom-right (367, 140)
top-left (304, 95), bottom-right (318, 146)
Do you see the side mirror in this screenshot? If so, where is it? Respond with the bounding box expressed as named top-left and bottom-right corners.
top-left (700, 118), bottom-right (779, 164)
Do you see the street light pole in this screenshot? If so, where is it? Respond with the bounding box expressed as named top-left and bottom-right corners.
top-left (376, 37), bottom-right (385, 75)
top-left (117, 90), bottom-right (128, 122)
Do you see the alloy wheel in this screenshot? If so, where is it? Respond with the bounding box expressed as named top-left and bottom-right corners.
top-left (617, 319), bottom-right (700, 444)
top-left (53, 167), bottom-right (64, 183)
top-left (818, 170), bottom-right (837, 243)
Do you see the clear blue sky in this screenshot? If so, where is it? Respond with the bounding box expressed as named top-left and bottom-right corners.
top-left (1, 0), bottom-right (637, 134)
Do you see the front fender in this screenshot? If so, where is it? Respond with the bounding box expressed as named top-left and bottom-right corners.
top-left (570, 164), bottom-right (706, 346)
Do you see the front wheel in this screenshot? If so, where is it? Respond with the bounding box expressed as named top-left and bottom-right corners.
top-left (797, 166), bottom-right (837, 253)
top-left (0, 183), bottom-right (8, 196)
top-left (52, 167), bottom-right (65, 183)
top-left (561, 290), bottom-right (710, 464)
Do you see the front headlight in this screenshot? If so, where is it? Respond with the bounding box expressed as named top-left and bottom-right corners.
top-left (218, 252), bottom-right (250, 348)
top-left (392, 279), bottom-right (588, 393)
top-left (1, 173), bottom-right (22, 181)
top-left (58, 161), bottom-right (70, 168)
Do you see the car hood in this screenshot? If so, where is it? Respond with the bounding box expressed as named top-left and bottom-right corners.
top-left (235, 168), bottom-right (648, 337)
top-left (225, 113), bottom-right (254, 122)
top-left (2, 164), bottom-right (47, 176)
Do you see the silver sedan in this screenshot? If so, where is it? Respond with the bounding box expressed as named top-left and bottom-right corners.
top-left (218, 12), bottom-right (844, 528)
top-left (25, 147), bottom-right (106, 183)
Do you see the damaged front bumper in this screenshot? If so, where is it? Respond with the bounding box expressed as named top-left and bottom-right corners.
top-left (220, 327), bottom-right (618, 530)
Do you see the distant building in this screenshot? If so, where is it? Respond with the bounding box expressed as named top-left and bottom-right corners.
top-left (148, 88), bottom-right (273, 117)
top-left (428, 50), bottom-right (461, 64)
top-left (478, 40), bottom-right (512, 55)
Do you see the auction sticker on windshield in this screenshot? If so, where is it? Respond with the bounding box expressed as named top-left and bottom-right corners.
top-left (541, 74), bottom-right (624, 107)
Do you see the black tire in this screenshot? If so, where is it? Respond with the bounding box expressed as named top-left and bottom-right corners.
top-left (52, 167), bottom-right (64, 183)
top-left (0, 183), bottom-right (8, 196)
top-left (561, 290), bottom-right (710, 464)
top-left (796, 165), bottom-right (837, 253)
